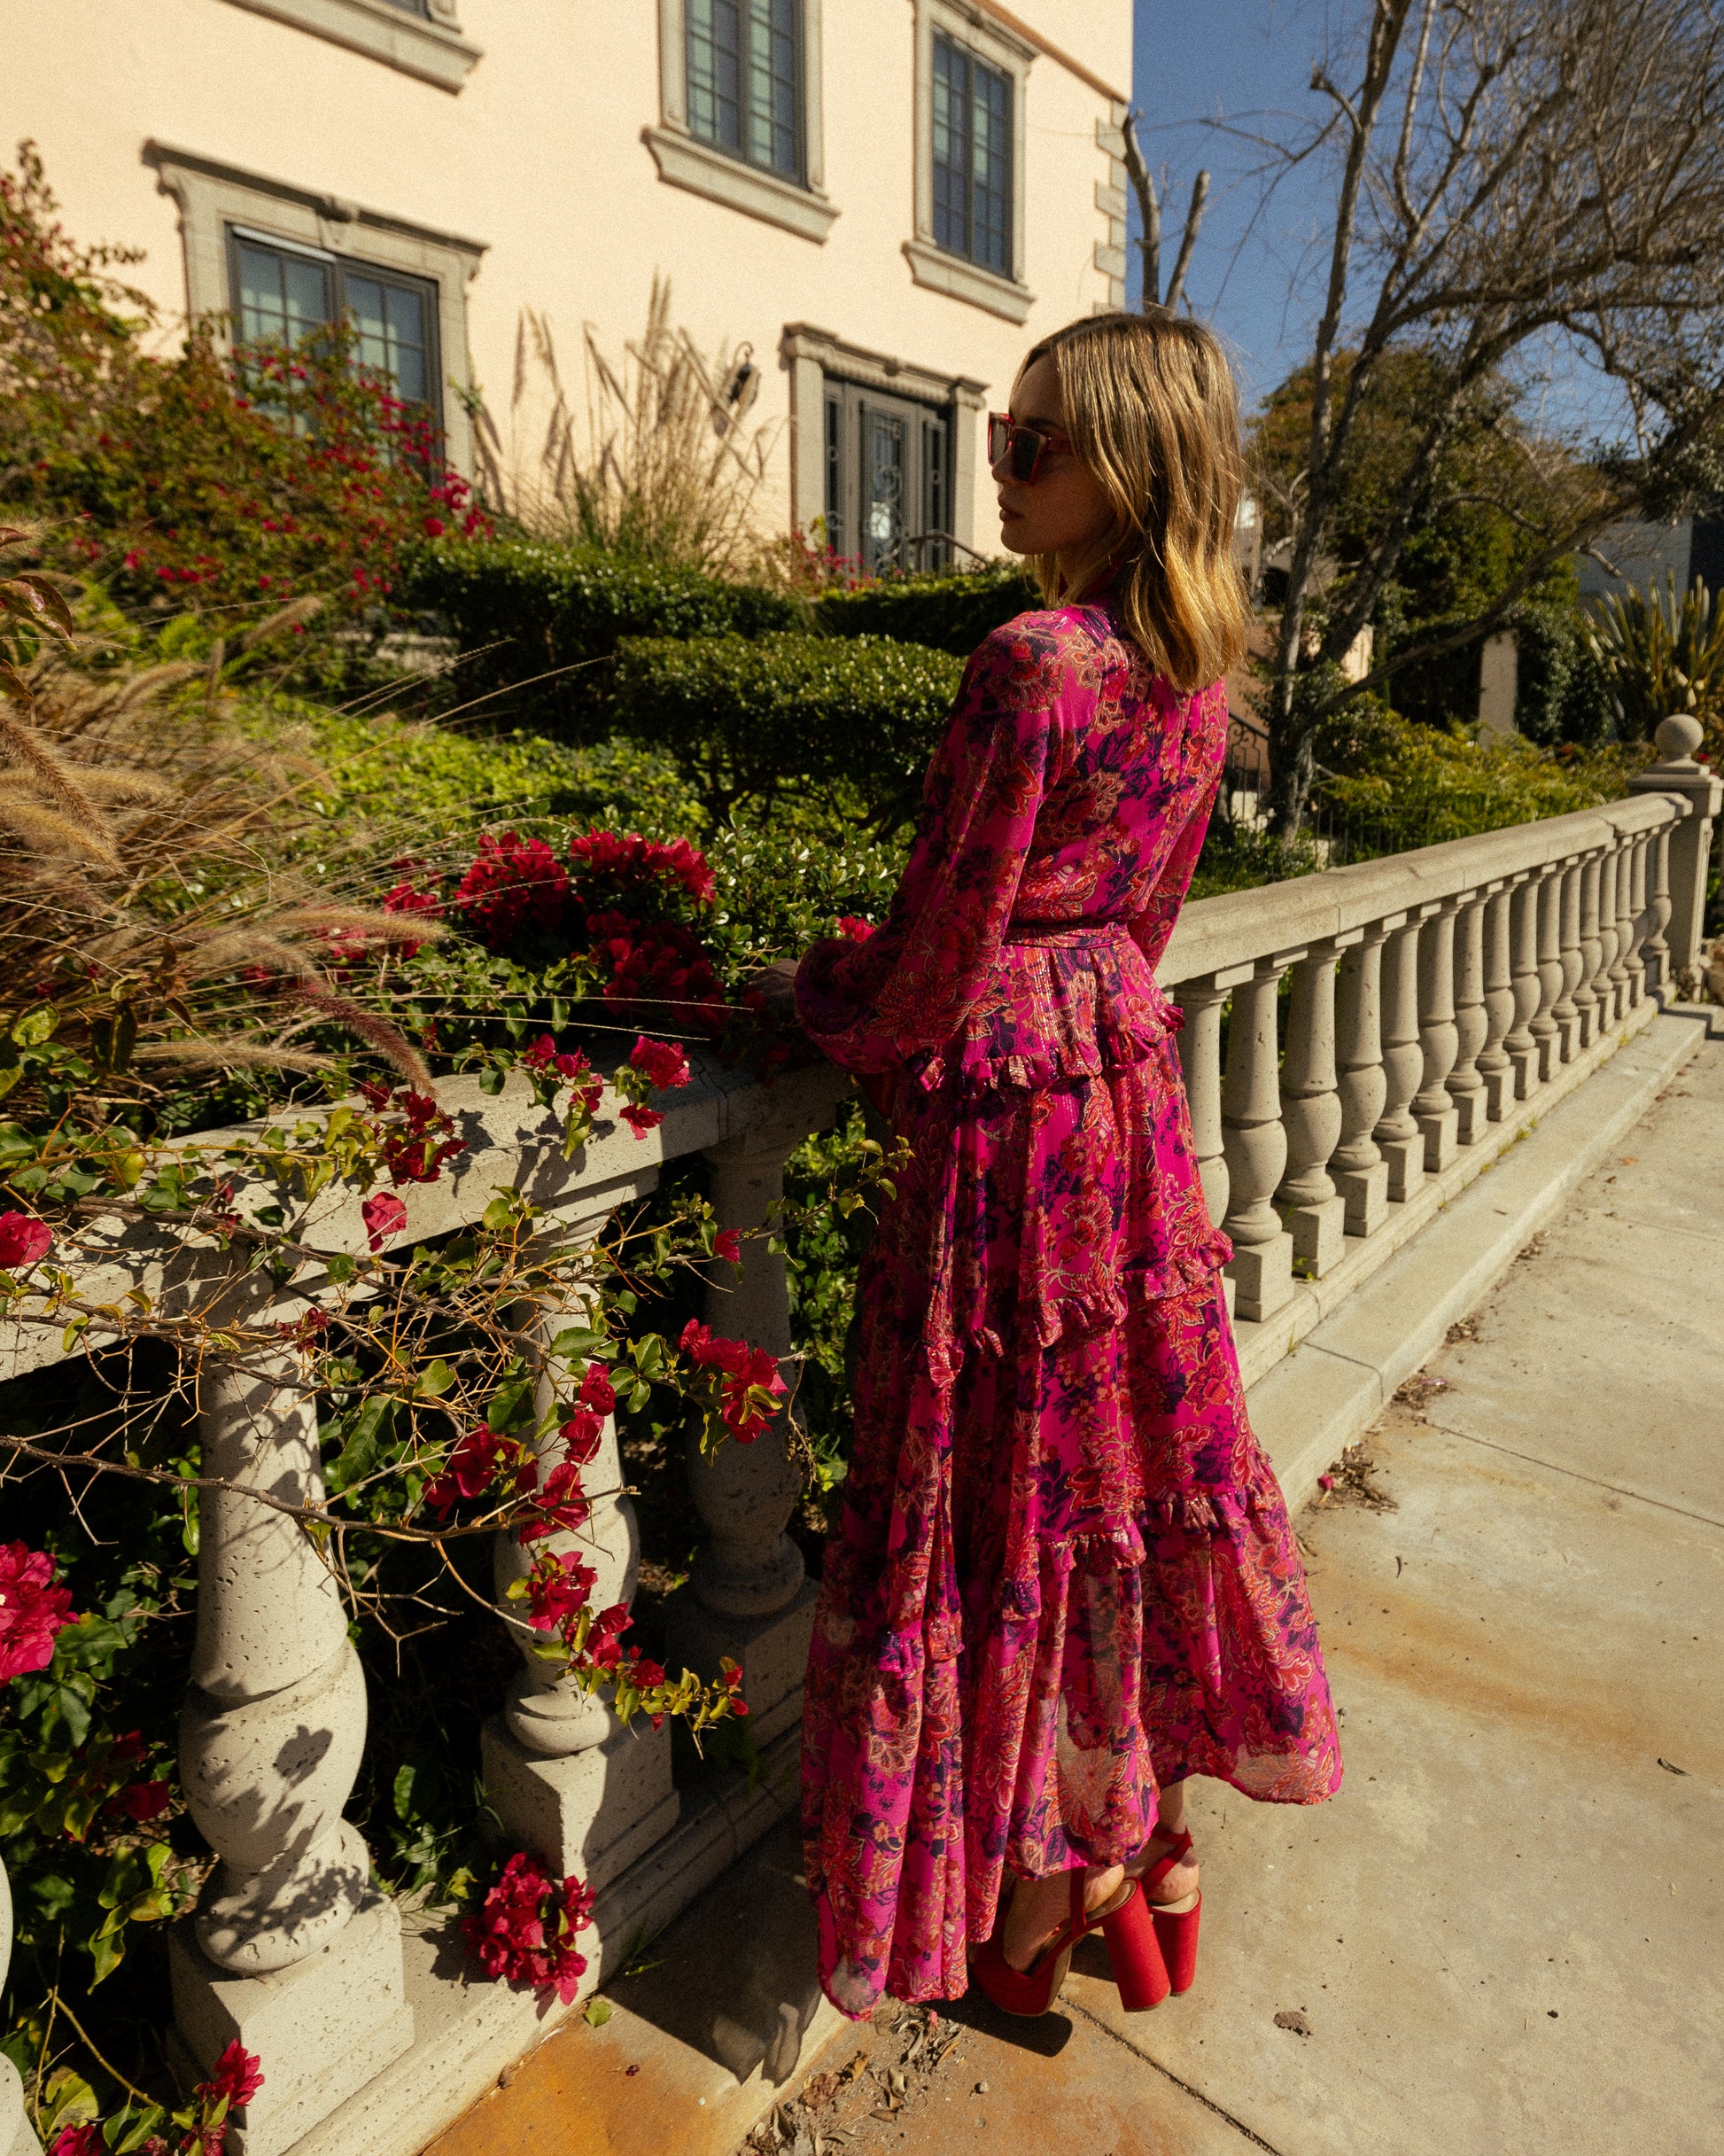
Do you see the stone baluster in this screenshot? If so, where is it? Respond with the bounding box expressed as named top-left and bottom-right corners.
top-left (1529, 861), bottom-right (1567, 1080)
top-left (1221, 955), bottom-right (1299, 1323)
top-left (173, 1306), bottom-right (412, 2156)
top-left (1173, 973), bottom-right (1236, 1232)
top-left (1573, 852), bottom-right (1604, 1047)
top-left (1476, 884), bottom-right (1518, 1121)
top-left (1551, 859), bottom-right (1586, 1062)
top-left (1275, 939), bottom-right (1349, 1276)
top-left (1589, 845), bottom-right (1620, 1031)
top-left (1503, 873), bottom-right (1542, 1099)
top-left (484, 1172), bottom-right (679, 1896)
top-left (1371, 916), bottom-right (1426, 1202)
top-left (1599, 838), bottom-right (1627, 1021)
top-left (1628, 716), bottom-right (1721, 998)
top-left (1446, 890), bottom-right (1490, 1143)
top-left (664, 1113), bottom-right (824, 1743)
top-left (1623, 832), bottom-right (1650, 1008)
top-left (2, 1862), bottom-right (43, 2155)
top-left (1332, 922), bottom-right (1392, 1237)
top-left (1412, 900), bottom-right (1462, 1171)
top-left (1638, 820), bottom-right (1674, 997)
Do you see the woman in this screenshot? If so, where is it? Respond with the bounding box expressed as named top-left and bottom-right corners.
top-left (787, 310), bottom-right (1341, 2022)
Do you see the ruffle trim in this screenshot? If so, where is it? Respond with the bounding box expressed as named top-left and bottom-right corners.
top-left (925, 1241), bottom-right (1234, 1384)
top-left (860, 1457), bottom-right (1289, 1679)
top-left (909, 930), bottom-right (1183, 1098)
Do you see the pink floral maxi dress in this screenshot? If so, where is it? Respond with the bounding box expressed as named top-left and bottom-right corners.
top-left (794, 600), bottom-right (1343, 2020)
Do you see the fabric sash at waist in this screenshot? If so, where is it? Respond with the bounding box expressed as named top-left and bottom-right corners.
top-left (1001, 918), bottom-right (1132, 948)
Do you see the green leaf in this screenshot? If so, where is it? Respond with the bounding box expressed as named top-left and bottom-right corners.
top-left (583, 1996), bottom-right (612, 2027)
top-left (485, 1375), bottom-right (536, 1433)
top-left (326, 1251), bottom-right (356, 1285)
top-left (12, 1002), bottom-right (58, 1048)
top-left (415, 1358), bottom-right (456, 1398)
top-left (547, 1326), bottom-right (606, 1362)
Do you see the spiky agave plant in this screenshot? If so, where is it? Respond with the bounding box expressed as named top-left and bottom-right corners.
top-left (1583, 572), bottom-right (1724, 752)
top-left (0, 527), bottom-right (444, 1128)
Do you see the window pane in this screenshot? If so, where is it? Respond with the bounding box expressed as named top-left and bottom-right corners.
top-left (745, 0), bottom-right (800, 177)
top-left (343, 273), bottom-right (431, 409)
top-left (688, 0), bottom-right (742, 155)
top-left (863, 407), bottom-right (906, 575)
top-left (972, 61), bottom-right (1012, 275)
top-left (932, 36), bottom-right (968, 259)
top-left (236, 238), bottom-right (330, 348)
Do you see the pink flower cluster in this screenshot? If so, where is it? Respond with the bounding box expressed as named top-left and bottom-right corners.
top-left (0, 1540), bottom-right (77, 1684)
top-left (424, 1363), bottom-right (616, 1537)
top-left (612, 1034), bottom-right (693, 1140)
top-left (361, 1190), bottom-right (408, 1252)
top-left (522, 1032), bottom-right (603, 1113)
top-left (0, 1210), bottom-right (50, 1271)
top-left (679, 1321), bottom-right (788, 1444)
top-left (380, 876), bottom-right (445, 959)
top-left (49, 2041), bottom-right (262, 2155)
top-left (462, 1850), bottom-right (596, 2005)
top-left (568, 829), bottom-right (717, 908)
top-left (374, 1086), bottom-right (465, 1186)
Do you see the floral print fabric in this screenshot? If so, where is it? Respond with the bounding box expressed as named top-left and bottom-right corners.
top-left (796, 601), bottom-right (1342, 2020)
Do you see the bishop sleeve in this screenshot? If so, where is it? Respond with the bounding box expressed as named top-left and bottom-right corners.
top-left (795, 627), bottom-right (1060, 1078)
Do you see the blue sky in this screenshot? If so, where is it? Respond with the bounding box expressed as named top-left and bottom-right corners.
top-left (1127, 0), bottom-right (1341, 409)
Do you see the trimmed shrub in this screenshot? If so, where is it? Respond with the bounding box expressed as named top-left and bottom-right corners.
top-left (407, 539), bottom-right (806, 734)
top-left (611, 631), bottom-right (963, 829)
top-left (813, 559), bottom-right (1039, 656)
top-left (1511, 600), bottom-right (1615, 747)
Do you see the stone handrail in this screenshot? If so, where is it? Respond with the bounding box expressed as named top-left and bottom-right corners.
top-left (1, 716), bottom-right (1717, 2156)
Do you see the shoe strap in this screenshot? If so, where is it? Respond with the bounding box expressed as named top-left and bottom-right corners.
top-left (1141, 1828), bottom-right (1193, 1894)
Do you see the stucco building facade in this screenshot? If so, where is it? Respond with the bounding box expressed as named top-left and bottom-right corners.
top-left (4, 0), bottom-right (1133, 568)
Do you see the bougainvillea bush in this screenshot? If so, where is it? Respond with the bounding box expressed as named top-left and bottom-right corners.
top-left (0, 143), bottom-right (485, 649)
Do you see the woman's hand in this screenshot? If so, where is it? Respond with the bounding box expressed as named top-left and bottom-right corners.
top-left (746, 959), bottom-right (802, 1026)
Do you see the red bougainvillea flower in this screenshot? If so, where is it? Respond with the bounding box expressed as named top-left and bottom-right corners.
top-left (361, 1190), bottom-right (408, 1252)
top-left (380, 878), bottom-right (445, 960)
top-left (559, 1408), bottom-right (605, 1466)
top-left (454, 832), bottom-right (570, 951)
top-left (678, 1321), bottom-right (788, 1444)
top-left (48, 2127), bottom-right (104, 2156)
top-left (618, 1101), bottom-right (663, 1139)
top-left (628, 1035), bottom-right (691, 1092)
top-left (714, 1229), bottom-right (742, 1265)
top-left (0, 1541), bottom-right (77, 1683)
top-left (423, 1427), bottom-right (509, 1517)
top-left (109, 1776), bottom-right (174, 1825)
top-left (578, 1364), bottom-right (616, 1415)
top-left (522, 1035), bottom-right (604, 1109)
top-left (835, 915), bottom-right (875, 943)
top-left (517, 1459), bottom-right (590, 1545)
top-left (201, 2038), bottom-right (266, 2112)
top-left (0, 1211), bottom-right (51, 1271)
top-left (585, 1600), bottom-right (633, 1673)
top-left (462, 1850), bottom-right (596, 2004)
top-left (524, 1548), bottom-right (598, 1632)
top-left (381, 1090), bottom-right (466, 1186)
top-left (568, 829), bottom-right (717, 908)
top-left (586, 912), bottom-right (728, 1036)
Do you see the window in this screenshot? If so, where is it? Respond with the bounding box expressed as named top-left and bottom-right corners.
top-left (230, 230), bottom-right (439, 422)
top-left (931, 33), bottom-right (1012, 275)
top-left (687, 0), bottom-right (804, 183)
top-left (823, 378), bottom-right (952, 576)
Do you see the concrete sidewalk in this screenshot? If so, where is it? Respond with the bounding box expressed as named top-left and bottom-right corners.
top-left (428, 1039), bottom-right (1724, 2156)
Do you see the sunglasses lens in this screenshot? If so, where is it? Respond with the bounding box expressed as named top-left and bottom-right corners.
top-left (987, 416), bottom-right (1011, 468)
top-left (1011, 432), bottom-right (1041, 483)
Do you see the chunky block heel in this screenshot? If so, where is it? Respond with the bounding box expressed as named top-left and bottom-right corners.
top-left (1139, 1827), bottom-right (1202, 1995)
top-left (972, 1867), bottom-right (1091, 2017)
top-left (1099, 1878), bottom-right (1170, 2011)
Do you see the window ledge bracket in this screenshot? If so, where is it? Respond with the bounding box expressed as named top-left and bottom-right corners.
top-left (902, 239), bottom-right (1034, 323)
top-left (220, 0), bottom-right (481, 92)
top-left (642, 126), bottom-right (839, 244)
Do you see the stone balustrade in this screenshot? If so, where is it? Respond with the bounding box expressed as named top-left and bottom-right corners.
top-left (2, 717), bottom-right (1716, 2156)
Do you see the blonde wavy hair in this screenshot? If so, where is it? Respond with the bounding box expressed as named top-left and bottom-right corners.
top-left (1020, 308), bottom-right (1248, 692)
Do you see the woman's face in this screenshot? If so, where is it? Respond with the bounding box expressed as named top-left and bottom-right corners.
top-left (992, 353), bottom-right (1114, 564)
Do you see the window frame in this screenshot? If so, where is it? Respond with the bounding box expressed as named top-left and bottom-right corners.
top-left (145, 142), bottom-right (485, 475)
top-left (226, 225), bottom-right (445, 430)
top-left (905, 0), bottom-right (1035, 323)
top-left (685, 0), bottom-right (806, 186)
top-left (822, 377), bottom-right (955, 577)
top-left (647, 0), bottom-right (837, 244)
top-left (931, 31), bottom-right (1013, 277)
top-left (219, 0), bottom-right (480, 92)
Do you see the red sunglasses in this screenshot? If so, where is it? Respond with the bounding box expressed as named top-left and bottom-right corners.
top-left (988, 411), bottom-right (1075, 482)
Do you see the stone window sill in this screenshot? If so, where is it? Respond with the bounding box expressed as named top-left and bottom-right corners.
top-left (903, 238), bottom-right (1033, 323)
top-left (642, 126), bottom-right (839, 244)
top-left (221, 0), bottom-right (481, 92)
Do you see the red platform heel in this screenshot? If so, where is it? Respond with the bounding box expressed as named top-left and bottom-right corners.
top-left (1096, 1876), bottom-right (1170, 2012)
top-left (1140, 1829), bottom-right (1202, 1995)
top-left (973, 1868), bottom-right (1135, 2018)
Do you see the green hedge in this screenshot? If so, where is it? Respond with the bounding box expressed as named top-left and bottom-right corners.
top-left (407, 539), bottom-right (806, 735)
top-left (813, 559), bottom-right (1039, 655)
top-left (612, 632), bottom-right (963, 829)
